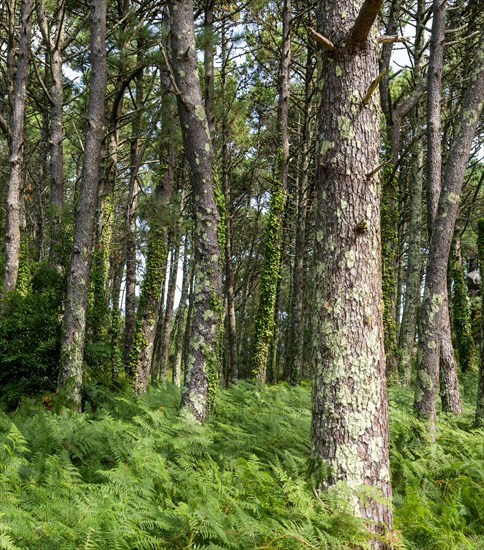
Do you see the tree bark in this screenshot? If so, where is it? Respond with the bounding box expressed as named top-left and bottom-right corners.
top-left (36, 0), bottom-right (65, 262)
top-left (312, 0), bottom-right (392, 539)
top-left (3, 0), bottom-right (33, 293)
top-left (58, 0), bottom-right (108, 409)
top-left (169, 0), bottom-right (223, 421)
top-left (286, 51), bottom-right (313, 386)
top-left (158, 237), bottom-right (180, 381)
top-left (252, 0), bottom-right (292, 382)
top-left (414, 25), bottom-right (484, 433)
top-left (173, 240), bottom-right (192, 386)
top-left (476, 218), bottom-right (484, 427)
top-left (220, 17), bottom-right (238, 385)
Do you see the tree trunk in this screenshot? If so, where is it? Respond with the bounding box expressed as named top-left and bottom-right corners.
top-left (58, 0), bottom-right (108, 409)
top-left (36, 0), bottom-right (66, 263)
top-left (399, 136), bottom-right (423, 385)
top-left (414, 25), bottom-right (484, 433)
top-left (170, 0), bottom-right (223, 421)
top-left (220, 18), bottom-right (238, 385)
top-left (173, 240), bottom-right (192, 387)
top-left (475, 218), bottom-right (484, 427)
top-left (3, 0), bottom-right (33, 293)
top-left (439, 288), bottom-right (462, 414)
top-left (286, 51), bottom-right (313, 385)
top-left (158, 238), bottom-right (180, 381)
top-left (252, 0), bottom-right (291, 382)
top-left (311, 0), bottom-right (393, 539)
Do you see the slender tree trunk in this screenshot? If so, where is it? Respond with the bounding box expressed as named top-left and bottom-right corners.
top-left (173, 240), bottom-right (191, 386)
top-left (36, 0), bottom-right (66, 262)
top-left (169, 0), bottom-right (223, 421)
top-left (58, 0), bottom-right (108, 409)
top-left (440, 288), bottom-right (463, 413)
top-left (131, 87), bottom-right (175, 391)
top-left (3, 0), bottom-right (33, 293)
top-left (123, 80), bottom-right (142, 373)
top-left (252, 0), bottom-right (291, 382)
top-left (220, 18), bottom-right (238, 385)
top-left (476, 219), bottom-right (484, 427)
top-left (286, 52), bottom-right (313, 385)
top-left (414, 25), bottom-right (483, 433)
top-left (399, 144), bottom-right (423, 385)
top-left (311, 0), bottom-right (393, 539)
top-left (158, 238), bottom-right (180, 381)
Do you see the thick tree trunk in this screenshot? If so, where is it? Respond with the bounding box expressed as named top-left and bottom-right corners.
top-left (3, 0), bottom-right (33, 293)
top-left (414, 25), bottom-right (483, 433)
top-left (311, 0), bottom-right (392, 538)
top-left (58, 0), bottom-right (107, 409)
top-left (252, 0), bottom-right (291, 382)
top-left (170, 0), bottom-right (223, 421)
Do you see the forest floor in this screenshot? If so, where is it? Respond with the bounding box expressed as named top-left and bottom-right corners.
top-left (0, 378), bottom-right (482, 549)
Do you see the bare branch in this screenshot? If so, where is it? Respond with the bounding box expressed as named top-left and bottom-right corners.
top-left (308, 27), bottom-right (335, 51)
top-left (362, 68), bottom-right (386, 106)
top-left (349, 0), bottom-right (383, 46)
top-left (378, 35), bottom-right (410, 44)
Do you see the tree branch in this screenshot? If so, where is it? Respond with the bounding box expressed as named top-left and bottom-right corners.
top-left (349, 0), bottom-right (383, 46)
top-left (308, 28), bottom-right (335, 51)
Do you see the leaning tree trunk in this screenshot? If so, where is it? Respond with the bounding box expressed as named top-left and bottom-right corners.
top-left (311, 0), bottom-right (393, 539)
top-left (169, 0), bottom-right (223, 421)
top-left (3, 0), bottom-right (33, 293)
top-left (414, 25), bottom-right (484, 434)
top-left (58, 0), bottom-right (108, 409)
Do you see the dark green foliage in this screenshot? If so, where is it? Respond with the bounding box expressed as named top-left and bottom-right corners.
top-left (0, 264), bottom-right (65, 403)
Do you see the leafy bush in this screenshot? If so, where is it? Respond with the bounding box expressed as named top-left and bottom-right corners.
top-left (0, 264), bottom-right (64, 405)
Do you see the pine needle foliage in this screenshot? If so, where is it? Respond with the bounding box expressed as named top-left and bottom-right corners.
top-left (0, 383), bottom-right (482, 549)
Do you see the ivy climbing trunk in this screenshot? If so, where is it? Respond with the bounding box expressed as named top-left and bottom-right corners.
top-left (58, 0), bottom-right (107, 409)
top-left (251, 0), bottom-right (291, 382)
top-left (414, 24), bottom-right (484, 433)
top-left (311, 0), bottom-right (393, 540)
top-left (3, 0), bottom-right (32, 293)
top-left (169, 0), bottom-right (223, 421)
top-left (130, 92), bottom-right (174, 392)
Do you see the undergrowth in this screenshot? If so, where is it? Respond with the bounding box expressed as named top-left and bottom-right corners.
top-left (0, 382), bottom-right (482, 549)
